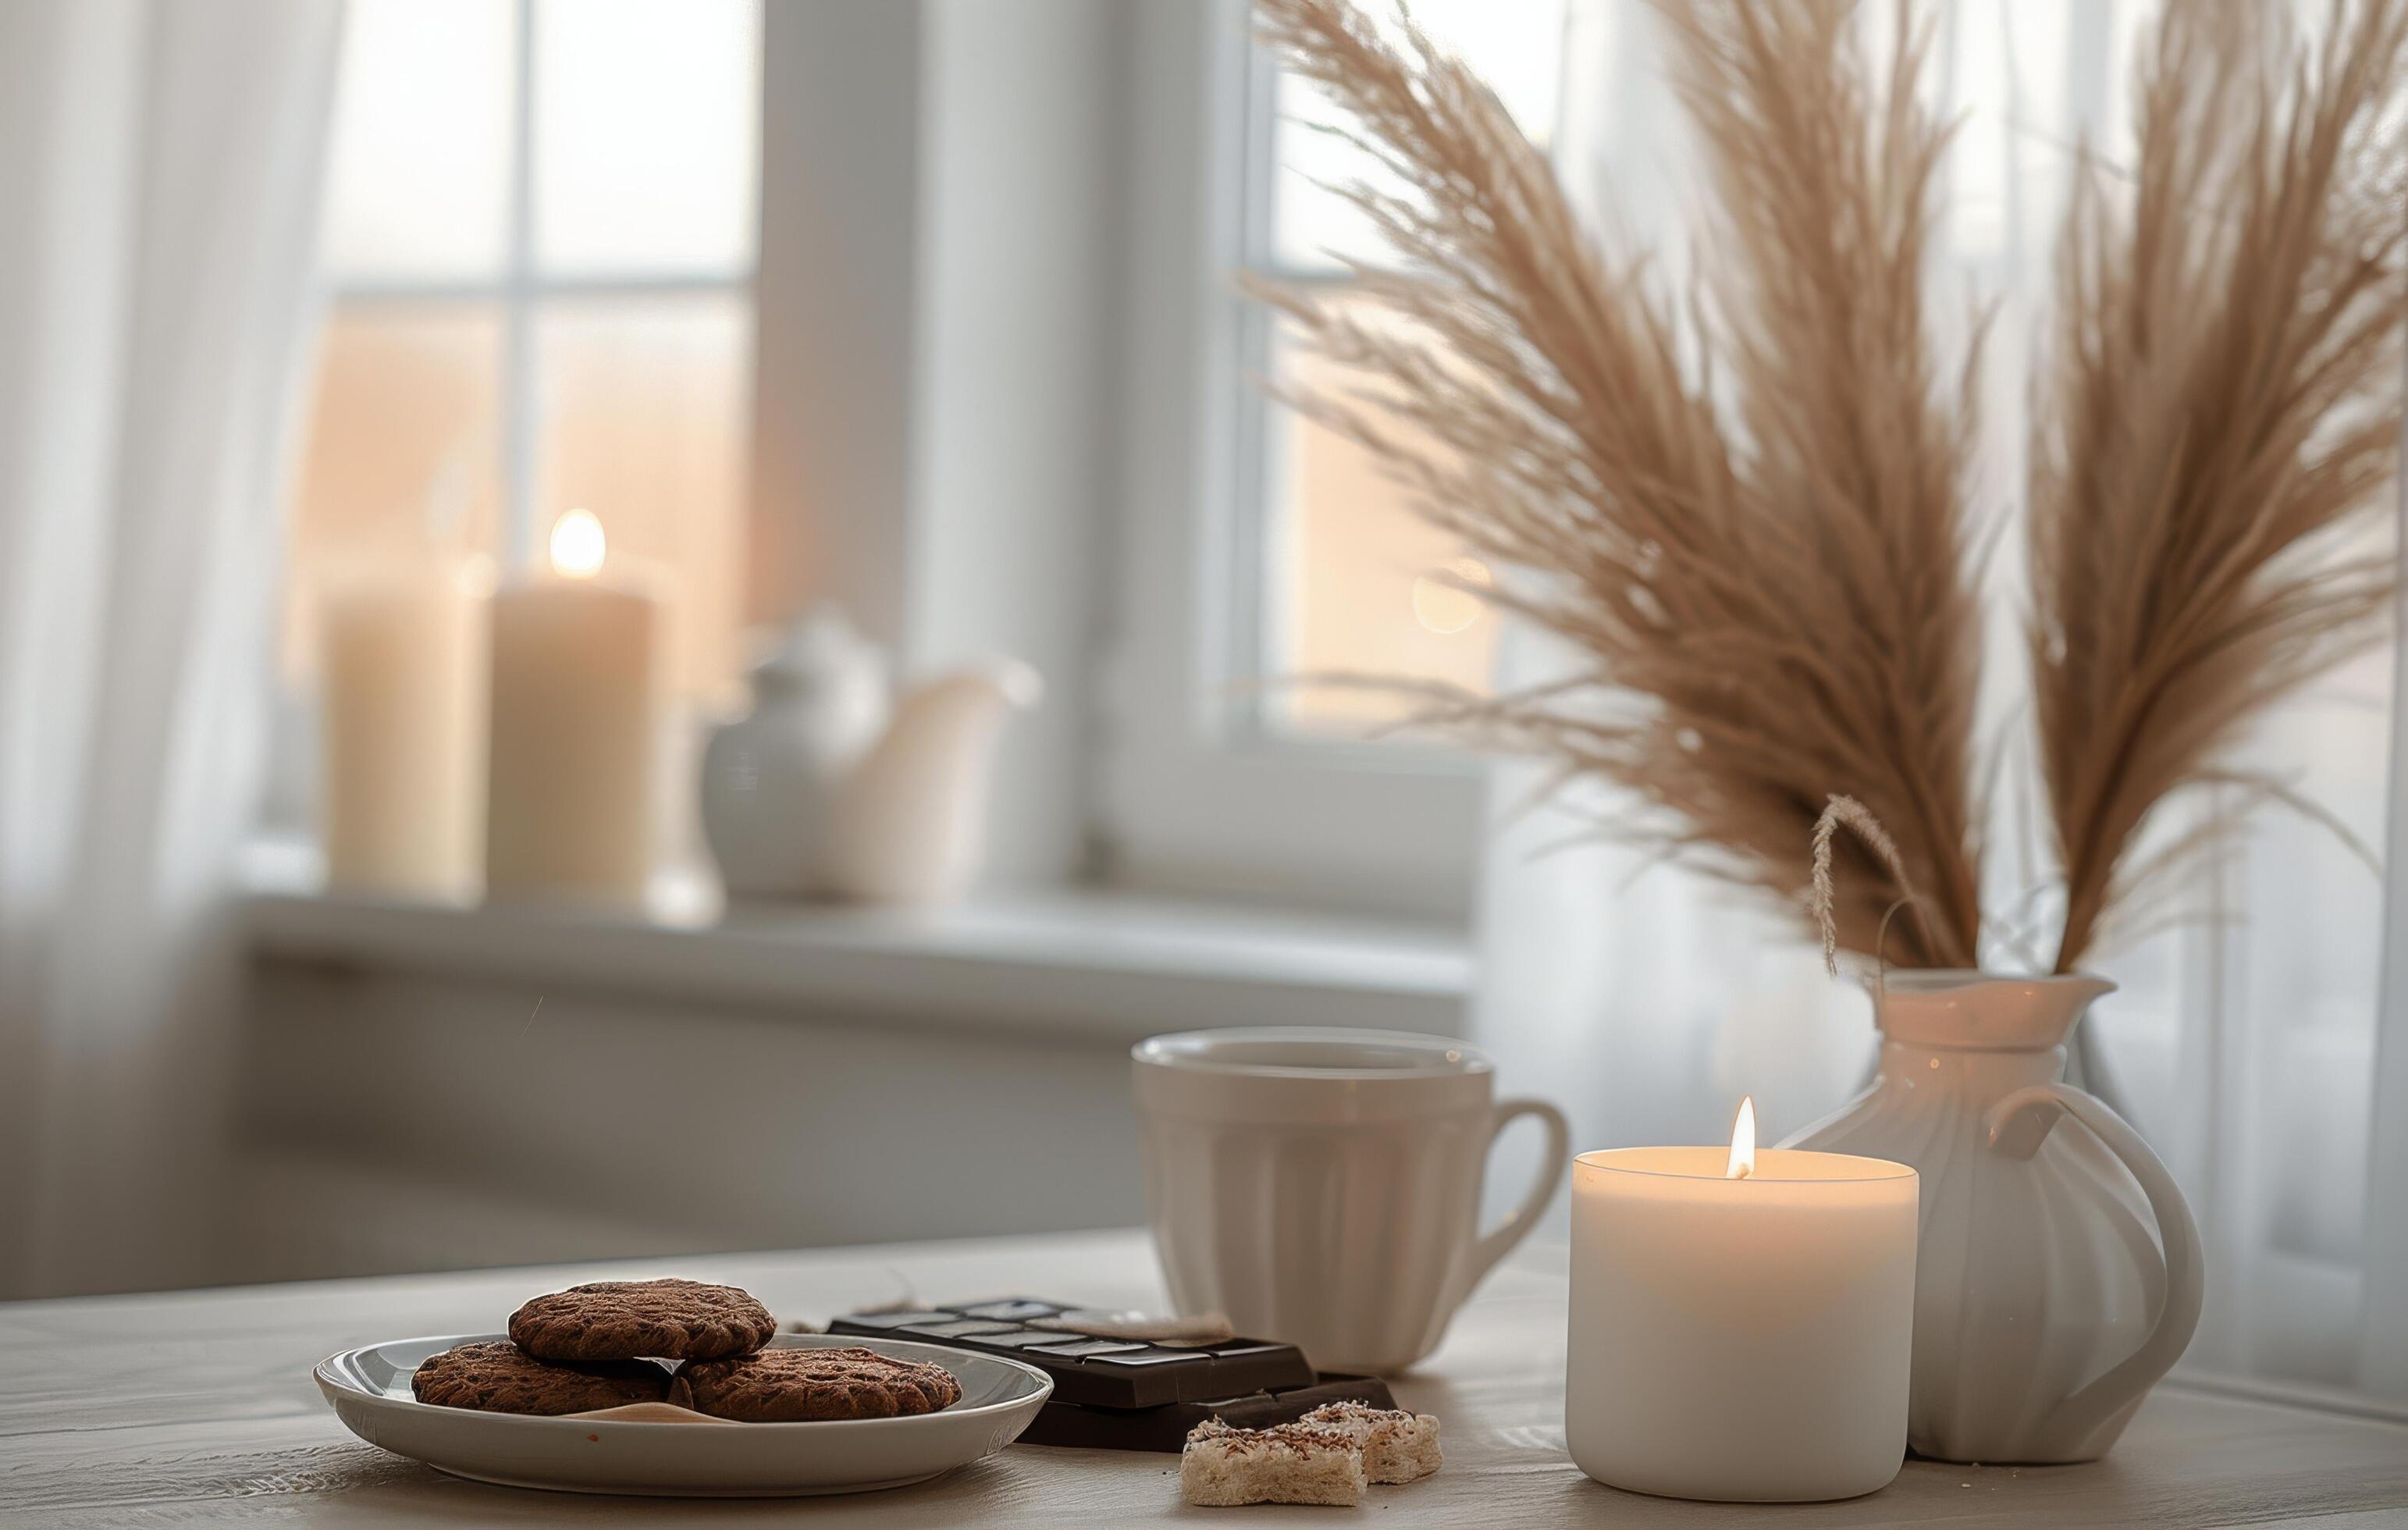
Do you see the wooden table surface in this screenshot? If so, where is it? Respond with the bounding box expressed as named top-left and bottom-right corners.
top-left (5, 1229), bottom-right (2405, 1528)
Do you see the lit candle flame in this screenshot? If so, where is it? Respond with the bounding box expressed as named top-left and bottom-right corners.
top-left (549, 508), bottom-right (606, 578)
top-left (1726, 1095), bottom-right (1756, 1180)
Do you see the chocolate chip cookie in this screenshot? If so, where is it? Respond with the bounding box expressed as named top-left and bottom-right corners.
top-left (680, 1346), bottom-right (963, 1421)
top-left (411, 1340), bottom-right (674, 1415)
top-left (509, 1278), bottom-right (777, 1362)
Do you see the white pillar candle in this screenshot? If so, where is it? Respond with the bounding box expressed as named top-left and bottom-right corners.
top-left (484, 509), bottom-right (663, 903)
top-left (1567, 1100), bottom-right (1917, 1503)
top-left (318, 557), bottom-right (482, 898)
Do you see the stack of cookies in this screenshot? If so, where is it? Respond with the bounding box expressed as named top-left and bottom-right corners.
top-left (411, 1277), bottom-right (963, 1422)
top-left (1179, 1401), bottom-right (1442, 1508)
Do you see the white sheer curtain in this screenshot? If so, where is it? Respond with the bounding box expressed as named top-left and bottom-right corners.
top-left (1471, 0), bottom-right (2405, 1398)
top-left (0, 0), bottom-right (341, 1297)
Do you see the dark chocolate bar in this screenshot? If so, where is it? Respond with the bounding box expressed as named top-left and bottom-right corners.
top-left (828, 1299), bottom-right (1318, 1410)
top-left (1015, 1373), bottom-right (1400, 1452)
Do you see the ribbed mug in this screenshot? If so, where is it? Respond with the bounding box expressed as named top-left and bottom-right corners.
top-left (1133, 1028), bottom-right (1568, 1375)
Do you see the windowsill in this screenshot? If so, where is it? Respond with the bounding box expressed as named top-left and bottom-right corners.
top-left (240, 839), bottom-right (1475, 1042)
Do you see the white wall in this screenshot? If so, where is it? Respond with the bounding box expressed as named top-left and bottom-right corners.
top-left (907, 0), bottom-right (1121, 888)
top-left (745, 0), bottom-right (922, 640)
top-left (229, 957), bottom-right (1148, 1283)
top-left (750, 0), bottom-right (1123, 891)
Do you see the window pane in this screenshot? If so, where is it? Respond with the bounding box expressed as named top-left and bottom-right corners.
top-left (1262, 308), bottom-right (1499, 735)
top-left (1269, 0), bottom-right (1567, 272)
top-left (282, 304), bottom-right (504, 685)
top-left (533, 0), bottom-right (762, 276)
top-left (321, 0), bottom-right (515, 282)
top-left (535, 296), bottom-right (752, 702)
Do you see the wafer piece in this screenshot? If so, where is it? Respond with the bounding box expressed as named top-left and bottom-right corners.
top-left (1030, 1308), bottom-right (1236, 1347)
top-left (1300, 1401), bottom-right (1443, 1483)
top-left (1179, 1418), bottom-right (1366, 1507)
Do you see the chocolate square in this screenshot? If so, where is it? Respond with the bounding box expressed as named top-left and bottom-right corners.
top-left (1084, 1349), bottom-right (1205, 1368)
top-left (963, 1300), bottom-right (1061, 1321)
top-left (1027, 1339), bottom-right (1149, 1357)
top-left (919, 1320), bottom-right (1020, 1338)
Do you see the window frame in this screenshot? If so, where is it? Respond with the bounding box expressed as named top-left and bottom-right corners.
top-left (1094, 0), bottom-right (1487, 922)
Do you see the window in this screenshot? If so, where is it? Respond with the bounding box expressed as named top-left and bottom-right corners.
top-left (1240, 2), bottom-right (1567, 738)
top-left (282, 0), bottom-right (760, 722)
top-left (1100, 1), bottom-right (1565, 917)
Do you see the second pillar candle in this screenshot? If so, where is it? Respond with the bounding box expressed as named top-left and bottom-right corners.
top-left (486, 508), bottom-right (662, 904)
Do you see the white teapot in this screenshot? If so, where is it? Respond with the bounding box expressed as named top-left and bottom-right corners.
top-left (699, 611), bottom-right (1040, 903)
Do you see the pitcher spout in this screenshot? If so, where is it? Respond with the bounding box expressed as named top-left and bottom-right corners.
top-left (829, 658), bottom-right (1041, 904)
top-left (1873, 969), bottom-right (2116, 1051)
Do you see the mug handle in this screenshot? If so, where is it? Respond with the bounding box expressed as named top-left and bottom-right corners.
top-left (1986, 1083), bottom-right (2205, 1445)
top-left (1462, 1098), bottom-right (1572, 1293)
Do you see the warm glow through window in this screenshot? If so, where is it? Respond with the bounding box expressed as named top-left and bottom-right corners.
top-left (1250, 3), bottom-right (1564, 738)
top-left (283, 0), bottom-right (759, 709)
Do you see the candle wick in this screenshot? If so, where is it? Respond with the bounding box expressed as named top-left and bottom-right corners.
top-left (1729, 1162), bottom-right (1752, 1181)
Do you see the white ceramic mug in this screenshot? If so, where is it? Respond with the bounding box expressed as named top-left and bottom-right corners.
top-left (1132, 1028), bottom-right (1570, 1375)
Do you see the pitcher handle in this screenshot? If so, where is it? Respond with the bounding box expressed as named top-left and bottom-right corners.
top-left (1986, 1083), bottom-right (2205, 1443)
top-left (1463, 1098), bottom-right (1570, 1293)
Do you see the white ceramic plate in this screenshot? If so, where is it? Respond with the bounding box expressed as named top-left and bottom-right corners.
top-left (315, 1333), bottom-right (1053, 1496)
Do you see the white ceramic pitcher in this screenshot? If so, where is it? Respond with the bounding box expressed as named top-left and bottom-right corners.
top-left (699, 610), bottom-right (1040, 904)
top-left (1786, 971), bottom-right (2203, 1463)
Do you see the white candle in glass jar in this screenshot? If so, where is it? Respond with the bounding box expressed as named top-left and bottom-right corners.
top-left (484, 509), bottom-right (662, 904)
top-left (1567, 1099), bottom-right (1918, 1503)
top-left (318, 556), bottom-right (483, 898)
